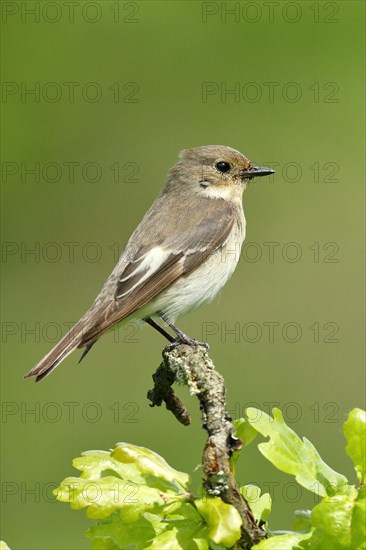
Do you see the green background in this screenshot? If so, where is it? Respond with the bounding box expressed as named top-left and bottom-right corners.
top-left (1, 1), bottom-right (365, 548)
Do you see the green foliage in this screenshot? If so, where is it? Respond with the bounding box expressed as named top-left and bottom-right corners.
top-left (343, 408), bottom-right (366, 485)
top-left (55, 443), bottom-right (241, 549)
top-left (245, 407), bottom-right (348, 497)
top-left (245, 408), bottom-right (365, 550)
top-left (195, 497), bottom-right (242, 547)
top-left (240, 485), bottom-right (271, 525)
top-left (230, 418), bottom-right (258, 473)
top-left (55, 409), bottom-right (365, 549)
top-left (56, 444), bottom-right (189, 522)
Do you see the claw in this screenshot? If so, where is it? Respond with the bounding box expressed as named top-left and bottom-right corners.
top-left (164, 337), bottom-right (210, 353)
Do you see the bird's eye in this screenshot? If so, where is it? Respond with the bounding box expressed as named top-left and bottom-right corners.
top-left (215, 161), bottom-right (231, 173)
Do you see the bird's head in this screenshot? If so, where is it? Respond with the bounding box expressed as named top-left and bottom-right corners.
top-left (166, 145), bottom-right (275, 201)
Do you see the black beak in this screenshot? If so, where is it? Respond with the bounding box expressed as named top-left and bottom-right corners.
top-left (240, 166), bottom-right (275, 179)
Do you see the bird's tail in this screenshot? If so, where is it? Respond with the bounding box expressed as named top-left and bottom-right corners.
top-left (24, 320), bottom-right (89, 382)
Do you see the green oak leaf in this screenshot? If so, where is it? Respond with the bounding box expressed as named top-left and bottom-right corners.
top-left (73, 451), bottom-right (146, 484)
top-left (55, 444), bottom-right (189, 521)
top-left (195, 497), bottom-right (242, 547)
top-left (246, 407), bottom-right (348, 497)
top-left (146, 503), bottom-right (210, 549)
top-left (351, 485), bottom-right (366, 549)
top-left (253, 532), bottom-right (312, 549)
top-left (87, 511), bottom-right (163, 550)
top-left (300, 486), bottom-right (358, 549)
top-left (240, 485), bottom-right (272, 524)
top-left (343, 408), bottom-right (366, 484)
top-left (55, 474), bottom-right (181, 520)
top-left (231, 418), bottom-right (258, 471)
top-left (146, 526), bottom-right (209, 550)
top-left (112, 443), bottom-right (189, 489)
top-left (233, 418), bottom-right (258, 448)
top-left (291, 509), bottom-right (311, 532)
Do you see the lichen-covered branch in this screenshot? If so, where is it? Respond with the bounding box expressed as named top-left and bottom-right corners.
top-left (147, 344), bottom-right (267, 548)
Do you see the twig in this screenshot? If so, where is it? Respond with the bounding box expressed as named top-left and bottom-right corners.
top-left (147, 344), bottom-right (267, 548)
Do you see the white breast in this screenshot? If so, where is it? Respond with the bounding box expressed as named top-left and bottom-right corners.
top-left (148, 216), bottom-right (246, 322)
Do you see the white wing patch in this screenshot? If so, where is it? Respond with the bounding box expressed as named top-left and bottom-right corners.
top-left (118, 246), bottom-right (169, 297)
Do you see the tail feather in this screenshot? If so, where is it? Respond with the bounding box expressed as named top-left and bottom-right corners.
top-left (78, 341), bottom-right (96, 364)
top-left (25, 321), bottom-right (89, 382)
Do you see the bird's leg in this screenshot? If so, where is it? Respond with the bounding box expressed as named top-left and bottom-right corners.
top-left (157, 311), bottom-right (210, 351)
top-left (145, 317), bottom-right (175, 343)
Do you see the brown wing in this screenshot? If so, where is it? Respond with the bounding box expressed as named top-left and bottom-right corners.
top-left (79, 201), bottom-right (236, 345)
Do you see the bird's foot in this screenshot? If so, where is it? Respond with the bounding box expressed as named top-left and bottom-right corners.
top-left (153, 311), bottom-right (210, 352)
top-left (164, 334), bottom-right (210, 353)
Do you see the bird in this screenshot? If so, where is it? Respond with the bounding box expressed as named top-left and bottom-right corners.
top-left (25, 145), bottom-right (274, 382)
